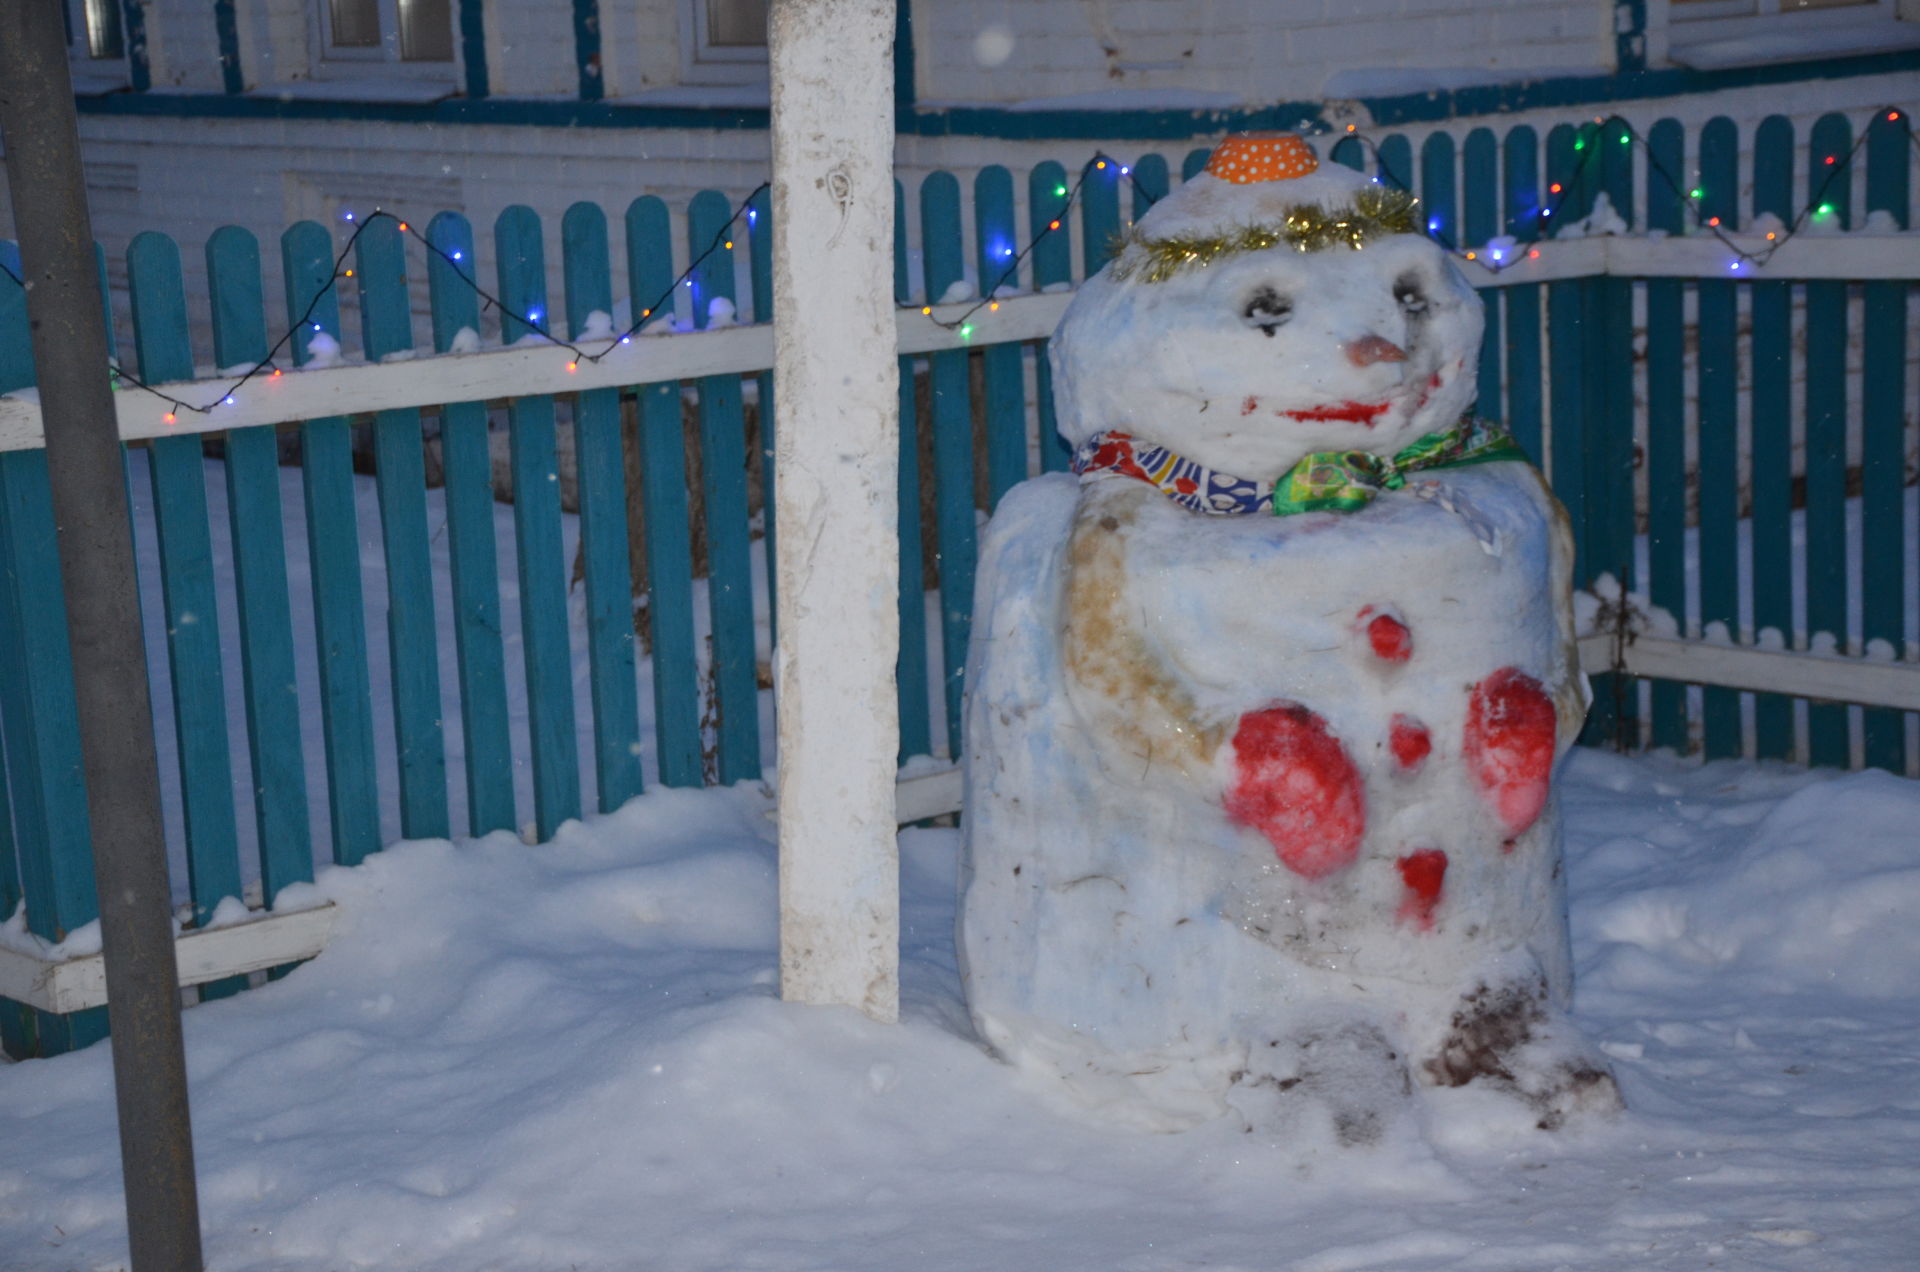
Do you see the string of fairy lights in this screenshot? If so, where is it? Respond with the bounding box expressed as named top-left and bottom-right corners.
top-left (0, 107), bottom-right (1911, 424)
top-left (1347, 106), bottom-right (1906, 275)
top-left (915, 152), bottom-right (1144, 338)
top-left (1, 181), bottom-right (771, 423)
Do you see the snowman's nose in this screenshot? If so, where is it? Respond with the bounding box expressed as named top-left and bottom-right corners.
top-left (1345, 335), bottom-right (1407, 366)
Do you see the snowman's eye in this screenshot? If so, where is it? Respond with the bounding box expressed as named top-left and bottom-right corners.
top-left (1394, 276), bottom-right (1429, 315)
top-left (1242, 287), bottom-right (1292, 337)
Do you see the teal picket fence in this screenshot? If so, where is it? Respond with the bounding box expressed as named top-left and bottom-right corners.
top-left (0, 107), bottom-right (1914, 1055)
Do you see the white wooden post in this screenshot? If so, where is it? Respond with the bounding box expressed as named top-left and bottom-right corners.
top-left (769, 0), bottom-right (902, 1022)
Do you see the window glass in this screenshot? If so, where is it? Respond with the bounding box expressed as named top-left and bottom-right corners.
top-left (400, 0), bottom-right (454, 61)
top-left (84, 0), bottom-right (124, 59)
top-left (328, 0), bottom-right (382, 48)
top-left (707, 0), bottom-right (769, 48)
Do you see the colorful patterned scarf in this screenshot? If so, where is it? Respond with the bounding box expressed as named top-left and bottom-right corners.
top-left (1070, 416), bottom-right (1524, 517)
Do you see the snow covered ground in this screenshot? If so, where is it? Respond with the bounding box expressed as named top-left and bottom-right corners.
top-left (1, 747), bottom-right (1917, 1270)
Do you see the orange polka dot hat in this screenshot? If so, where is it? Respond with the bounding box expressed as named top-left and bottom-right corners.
top-left (1202, 132), bottom-right (1320, 183)
top-left (1108, 131), bottom-right (1420, 282)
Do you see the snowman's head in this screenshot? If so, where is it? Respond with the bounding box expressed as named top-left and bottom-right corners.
top-left (1051, 134), bottom-right (1483, 485)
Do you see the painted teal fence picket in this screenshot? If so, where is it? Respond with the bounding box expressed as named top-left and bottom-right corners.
top-left (284, 219), bottom-right (383, 868)
top-left (0, 241), bottom-right (106, 1057)
top-left (425, 210), bottom-right (517, 836)
top-left (562, 200), bottom-right (644, 815)
top-left (357, 217), bottom-right (451, 843)
top-left (0, 108), bottom-right (1914, 1057)
top-left (686, 190), bottom-right (760, 787)
top-left (204, 225), bottom-right (314, 922)
top-left (128, 230), bottom-right (248, 1002)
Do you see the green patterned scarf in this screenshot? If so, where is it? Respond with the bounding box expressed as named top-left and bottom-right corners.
top-left (1269, 416), bottom-right (1524, 515)
top-left (1073, 416), bottom-right (1527, 516)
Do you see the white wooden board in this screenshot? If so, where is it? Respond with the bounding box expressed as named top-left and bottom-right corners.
top-left (1583, 632), bottom-right (1920, 713)
top-left (0, 902), bottom-right (337, 1015)
top-left (0, 291), bottom-right (1074, 454)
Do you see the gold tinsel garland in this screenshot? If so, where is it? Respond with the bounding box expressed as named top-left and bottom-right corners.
top-left (1110, 187), bottom-right (1421, 283)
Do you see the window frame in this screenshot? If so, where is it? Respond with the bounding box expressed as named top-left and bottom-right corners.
top-left (310, 0), bottom-right (460, 82)
top-left (678, 0), bottom-right (770, 86)
top-left (1670, 0), bottom-right (1891, 20)
top-left (1656, 0), bottom-right (1915, 68)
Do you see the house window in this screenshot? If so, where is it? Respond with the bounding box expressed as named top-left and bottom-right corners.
top-left (1665, 0), bottom-right (1915, 68)
top-left (323, 0), bottom-right (454, 63)
top-left (682, 0), bottom-right (769, 83)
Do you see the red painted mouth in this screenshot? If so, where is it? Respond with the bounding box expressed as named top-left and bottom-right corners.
top-left (1282, 399), bottom-right (1392, 426)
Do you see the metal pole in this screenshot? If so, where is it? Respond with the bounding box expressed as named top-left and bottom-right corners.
top-left (769, 0), bottom-right (902, 1021)
top-left (0, 4), bottom-right (205, 1270)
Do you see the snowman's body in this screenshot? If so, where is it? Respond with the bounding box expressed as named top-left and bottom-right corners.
top-left (958, 138), bottom-right (1617, 1135)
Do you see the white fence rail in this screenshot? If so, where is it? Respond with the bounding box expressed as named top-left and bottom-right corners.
top-left (2, 231), bottom-right (1915, 452)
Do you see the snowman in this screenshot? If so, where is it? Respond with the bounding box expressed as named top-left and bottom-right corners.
top-left (958, 134), bottom-right (1619, 1138)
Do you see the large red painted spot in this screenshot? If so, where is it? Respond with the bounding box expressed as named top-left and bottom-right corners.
top-left (1464, 667), bottom-right (1558, 835)
top-left (1396, 849), bottom-right (1447, 930)
top-left (1226, 704), bottom-right (1366, 879)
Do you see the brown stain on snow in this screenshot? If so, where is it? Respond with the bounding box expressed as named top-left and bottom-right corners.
top-left (1061, 483), bottom-right (1225, 779)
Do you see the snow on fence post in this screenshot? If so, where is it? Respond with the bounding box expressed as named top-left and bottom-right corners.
top-left (769, 0), bottom-right (901, 1022)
